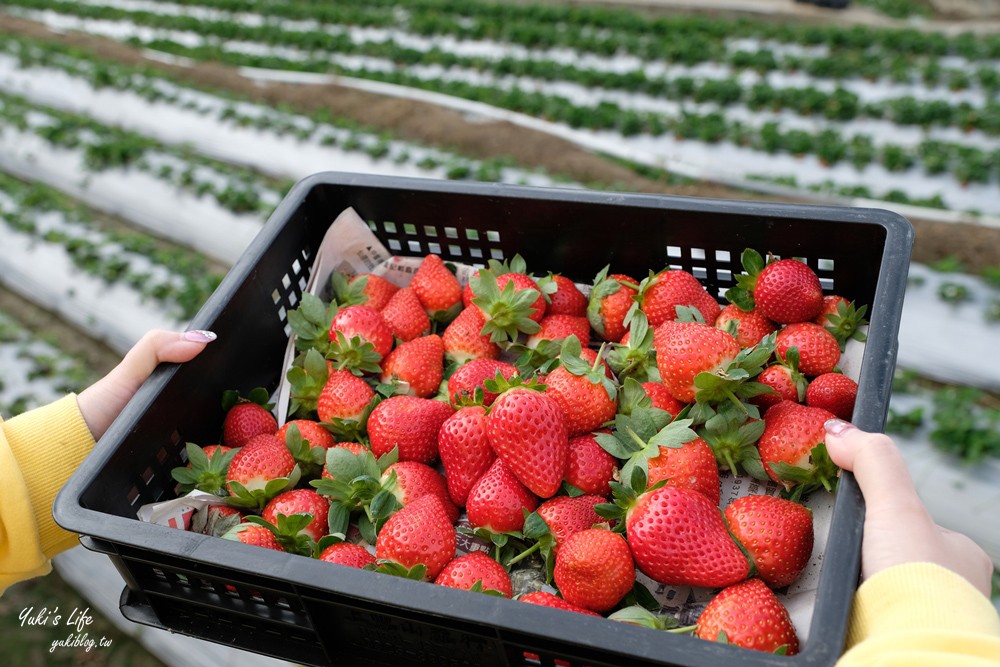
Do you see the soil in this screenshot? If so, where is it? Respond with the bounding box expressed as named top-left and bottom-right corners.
top-left (1, 12), bottom-right (999, 277)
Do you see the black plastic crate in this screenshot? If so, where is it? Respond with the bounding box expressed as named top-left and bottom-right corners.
top-left (54, 172), bottom-right (913, 667)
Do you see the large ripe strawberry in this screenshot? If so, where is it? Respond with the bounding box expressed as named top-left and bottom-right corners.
top-left (775, 322), bottom-right (841, 377)
top-left (442, 305), bottom-right (502, 365)
top-left (225, 440), bottom-right (300, 511)
top-left (525, 314), bottom-right (591, 349)
top-left (623, 484), bottom-right (750, 587)
top-left (540, 273), bottom-right (587, 317)
top-left (587, 268), bottom-right (639, 343)
top-left (411, 253), bottom-right (463, 320)
top-left (554, 528), bottom-right (634, 613)
top-left (222, 400), bottom-right (277, 447)
top-left (380, 334), bottom-right (445, 398)
top-left (715, 303), bottom-right (777, 348)
top-left (805, 372), bottom-right (857, 420)
top-left (375, 493), bottom-right (457, 581)
top-left (486, 382), bottom-right (569, 498)
top-left (518, 591), bottom-right (600, 616)
top-left (262, 488), bottom-right (331, 542)
top-left (380, 287), bottom-right (431, 342)
top-left (318, 542), bottom-right (376, 569)
top-left (695, 578), bottom-right (799, 655)
top-left (726, 250), bottom-right (822, 325)
top-left (438, 405), bottom-right (496, 507)
top-left (653, 320), bottom-right (741, 403)
top-left (446, 358), bottom-right (518, 406)
top-left (434, 551), bottom-right (513, 597)
top-left (724, 495), bottom-right (814, 589)
top-left (637, 268), bottom-right (721, 326)
top-left (542, 338), bottom-right (618, 437)
top-left (646, 436), bottom-right (721, 505)
top-left (316, 368), bottom-right (376, 440)
top-left (565, 433), bottom-right (617, 497)
top-left (757, 400), bottom-right (839, 498)
top-left (367, 395), bottom-right (454, 463)
top-left (465, 458), bottom-right (539, 534)
top-left (329, 304), bottom-right (394, 359)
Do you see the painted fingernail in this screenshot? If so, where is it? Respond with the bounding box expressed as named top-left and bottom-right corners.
top-left (183, 330), bottom-right (217, 343)
top-left (824, 418), bottom-right (854, 436)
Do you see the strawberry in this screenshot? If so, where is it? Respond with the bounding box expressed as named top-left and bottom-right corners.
top-left (754, 349), bottom-right (808, 410)
top-left (446, 358), bottom-right (517, 406)
top-left (805, 372), bottom-right (858, 420)
top-left (565, 433), bottom-right (617, 497)
top-left (279, 420), bottom-right (334, 479)
top-left (715, 303), bottom-right (777, 348)
top-left (586, 268), bottom-right (639, 343)
top-left (222, 523), bottom-right (285, 551)
top-left (540, 273), bottom-right (587, 317)
top-left (350, 272), bottom-right (399, 310)
top-left (438, 405), bottom-right (496, 507)
top-left (724, 494), bottom-right (814, 589)
top-left (222, 401), bottom-right (277, 447)
top-left (637, 268), bottom-right (721, 326)
top-left (411, 254), bottom-right (463, 320)
top-left (641, 382), bottom-right (686, 417)
top-left (524, 314), bottom-right (591, 349)
top-left (542, 338), bottom-right (618, 437)
top-left (653, 320), bottom-right (741, 403)
top-left (367, 395), bottom-right (454, 463)
top-left (727, 250), bottom-right (822, 325)
top-left (757, 400), bottom-right (839, 498)
top-left (329, 304), bottom-right (394, 360)
top-left (382, 460), bottom-right (459, 523)
top-left (375, 493), bottom-right (456, 581)
top-left (623, 484), bottom-right (750, 587)
top-left (469, 267), bottom-right (546, 343)
top-left (318, 542), bottom-right (376, 569)
top-left (775, 322), bottom-right (841, 376)
top-left (316, 368), bottom-right (376, 439)
top-left (260, 488), bottom-right (331, 553)
top-left (695, 578), bottom-right (799, 655)
top-left (554, 528), bottom-right (634, 613)
top-left (225, 439), bottom-right (300, 510)
top-left (646, 436), bottom-right (721, 505)
top-left (465, 458), bottom-right (539, 534)
top-left (534, 494), bottom-right (607, 555)
top-left (486, 381), bottom-right (569, 498)
top-left (814, 295), bottom-right (868, 350)
top-left (380, 334), bottom-right (445, 398)
top-left (442, 305), bottom-right (502, 365)
top-left (518, 591), bottom-right (600, 616)
top-left (380, 287), bottom-right (431, 342)
top-left (172, 443), bottom-right (237, 496)
top-left (278, 419), bottom-right (336, 450)
top-left (434, 551), bottom-right (513, 597)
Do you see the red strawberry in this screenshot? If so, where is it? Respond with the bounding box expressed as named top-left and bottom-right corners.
top-left (814, 295), bottom-right (869, 349)
top-left (587, 269), bottom-right (639, 343)
top-left (646, 436), bottom-right (721, 505)
top-left (442, 305), bottom-right (501, 365)
top-left (469, 268), bottom-right (547, 343)
top-left (775, 322), bottom-right (841, 376)
top-left (225, 440), bottom-right (296, 497)
top-left (447, 358), bottom-right (518, 406)
top-left (380, 287), bottom-right (431, 342)
top-left (805, 372), bottom-right (857, 420)
top-left (222, 524), bottom-right (285, 551)
top-left (380, 334), bottom-right (445, 398)
top-left (754, 362), bottom-right (807, 410)
top-left (565, 433), bottom-right (617, 497)
top-left (525, 314), bottom-right (591, 349)
top-left (724, 494), bottom-right (814, 589)
top-left (350, 273), bottom-right (399, 310)
top-left (172, 443), bottom-right (237, 496)
top-left (542, 274), bottom-right (587, 317)
top-left (318, 542), bottom-right (376, 568)
top-left (554, 528), bottom-right (634, 613)
top-left (486, 385), bottom-right (569, 498)
top-left (262, 488), bottom-right (331, 542)
top-left (375, 494), bottom-right (456, 581)
top-left (411, 254), bottom-right (463, 318)
top-left (695, 578), bottom-right (799, 655)
top-left (757, 401), bottom-right (839, 497)
top-left (641, 382), bottom-right (687, 417)
top-left (626, 485), bottom-right (750, 587)
top-left (278, 419), bottom-right (336, 450)
top-left (813, 294), bottom-right (848, 327)
top-left (653, 320), bottom-right (741, 403)
top-left (434, 551), bottom-right (513, 597)
top-left (536, 494), bottom-right (607, 553)
top-left (715, 303), bottom-right (778, 348)
top-left (753, 258), bottom-right (823, 325)
top-left (543, 341), bottom-right (617, 437)
top-left (367, 395), bottom-right (454, 463)
top-left (222, 401), bottom-right (277, 447)
top-left (638, 268), bottom-right (721, 326)
top-left (438, 405), bottom-right (496, 507)
top-left (382, 460), bottom-right (459, 523)
top-left (329, 305), bottom-right (393, 359)
top-left (316, 369), bottom-right (375, 426)
top-left (466, 458), bottom-right (538, 534)
top-left (518, 591), bottom-right (600, 616)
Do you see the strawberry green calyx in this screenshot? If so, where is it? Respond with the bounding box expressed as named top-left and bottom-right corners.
top-left (481, 371), bottom-right (546, 403)
top-left (596, 408), bottom-right (698, 489)
top-left (558, 337), bottom-right (618, 402)
top-left (457, 525), bottom-right (529, 567)
top-left (287, 292), bottom-right (337, 356)
top-left (326, 331), bottom-right (383, 376)
top-left (222, 386), bottom-right (273, 413)
top-left (471, 269), bottom-right (542, 344)
top-left (330, 271), bottom-right (368, 307)
top-left (607, 310), bottom-right (659, 383)
top-left (245, 513), bottom-right (317, 557)
top-left (595, 467), bottom-right (666, 532)
top-left (691, 332), bottom-right (777, 420)
top-left (172, 443), bottom-right (237, 496)
top-left (769, 442), bottom-right (840, 501)
top-left (608, 605), bottom-right (695, 633)
top-left (225, 467), bottom-right (302, 512)
top-left (310, 447), bottom-right (399, 540)
top-left (825, 300), bottom-right (869, 350)
top-left (286, 348), bottom-right (330, 420)
top-left (510, 338), bottom-right (562, 377)
top-left (699, 404), bottom-right (768, 480)
top-left (282, 423), bottom-right (327, 480)
top-left (372, 561), bottom-right (428, 581)
top-left (724, 248), bottom-right (767, 312)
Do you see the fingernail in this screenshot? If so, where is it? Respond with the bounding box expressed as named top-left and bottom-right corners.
top-left (183, 330), bottom-right (217, 343)
top-left (824, 418), bottom-right (854, 436)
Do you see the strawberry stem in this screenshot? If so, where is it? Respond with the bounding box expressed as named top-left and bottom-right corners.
top-left (504, 542), bottom-right (541, 567)
top-left (722, 449), bottom-right (740, 476)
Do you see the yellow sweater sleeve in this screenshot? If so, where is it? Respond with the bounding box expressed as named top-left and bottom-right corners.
top-left (838, 562), bottom-right (1000, 666)
top-left (0, 394), bottom-right (96, 595)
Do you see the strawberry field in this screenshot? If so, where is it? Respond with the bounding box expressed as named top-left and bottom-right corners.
top-left (1, 1), bottom-right (999, 665)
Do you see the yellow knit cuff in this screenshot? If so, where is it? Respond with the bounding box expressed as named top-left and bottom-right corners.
top-left (5, 394), bottom-right (96, 558)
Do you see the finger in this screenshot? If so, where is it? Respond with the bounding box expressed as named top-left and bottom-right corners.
top-left (118, 330), bottom-right (215, 384)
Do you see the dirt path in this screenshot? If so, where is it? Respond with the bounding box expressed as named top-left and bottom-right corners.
top-left (1, 13), bottom-right (998, 272)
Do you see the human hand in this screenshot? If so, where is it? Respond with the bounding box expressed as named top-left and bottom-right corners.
top-left (77, 330), bottom-right (215, 441)
top-left (824, 419), bottom-right (994, 598)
